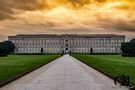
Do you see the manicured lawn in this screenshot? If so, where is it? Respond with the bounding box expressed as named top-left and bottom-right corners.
top-left (72, 54), bottom-right (135, 86)
top-left (0, 54), bottom-right (60, 86)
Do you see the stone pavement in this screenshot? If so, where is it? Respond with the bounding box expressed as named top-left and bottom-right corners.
top-left (0, 54), bottom-right (128, 90)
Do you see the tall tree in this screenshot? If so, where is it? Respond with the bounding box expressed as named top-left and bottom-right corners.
top-left (0, 41), bottom-right (15, 56)
top-left (121, 38), bottom-right (135, 56)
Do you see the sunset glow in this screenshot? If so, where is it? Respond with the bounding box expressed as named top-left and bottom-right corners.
top-left (0, 0), bottom-right (135, 40)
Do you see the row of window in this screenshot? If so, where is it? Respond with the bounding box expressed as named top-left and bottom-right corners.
top-left (17, 47), bottom-right (120, 53)
top-left (16, 42), bottom-right (122, 47)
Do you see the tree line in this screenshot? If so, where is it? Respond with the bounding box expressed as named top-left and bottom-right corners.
top-left (0, 41), bottom-right (15, 56)
top-left (121, 39), bottom-right (135, 57)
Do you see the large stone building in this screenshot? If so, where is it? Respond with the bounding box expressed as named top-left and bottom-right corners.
top-left (8, 34), bottom-right (125, 54)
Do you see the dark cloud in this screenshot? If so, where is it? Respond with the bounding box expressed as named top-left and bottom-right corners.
top-left (95, 0), bottom-right (106, 2)
top-left (0, 0), bottom-right (45, 20)
top-left (67, 0), bottom-right (90, 7)
top-left (66, 0), bottom-right (107, 8)
top-left (9, 0), bottom-right (45, 10)
top-left (114, 21), bottom-right (135, 32)
top-left (99, 18), bottom-right (135, 32)
top-left (0, 12), bottom-right (14, 20)
top-left (0, 0), bottom-right (13, 20)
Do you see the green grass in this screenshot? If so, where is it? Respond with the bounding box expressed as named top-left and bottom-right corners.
top-left (72, 54), bottom-right (135, 86)
top-left (0, 54), bottom-right (60, 85)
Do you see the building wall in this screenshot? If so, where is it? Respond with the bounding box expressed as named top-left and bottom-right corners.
top-left (8, 34), bottom-right (125, 54)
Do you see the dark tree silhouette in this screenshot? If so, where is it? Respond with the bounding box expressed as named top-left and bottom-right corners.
top-left (121, 38), bottom-right (135, 56)
top-left (0, 41), bottom-right (15, 56)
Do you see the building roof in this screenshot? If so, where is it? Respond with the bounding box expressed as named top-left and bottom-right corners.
top-left (8, 34), bottom-right (125, 39)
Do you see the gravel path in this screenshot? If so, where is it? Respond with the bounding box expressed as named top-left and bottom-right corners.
top-left (0, 54), bottom-right (128, 90)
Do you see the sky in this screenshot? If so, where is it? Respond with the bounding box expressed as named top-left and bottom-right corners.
top-left (0, 0), bottom-right (135, 41)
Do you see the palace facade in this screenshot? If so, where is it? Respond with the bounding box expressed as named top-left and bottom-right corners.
top-left (8, 34), bottom-right (125, 54)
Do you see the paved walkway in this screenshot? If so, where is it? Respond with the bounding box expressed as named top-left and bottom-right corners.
top-left (0, 54), bottom-right (128, 90)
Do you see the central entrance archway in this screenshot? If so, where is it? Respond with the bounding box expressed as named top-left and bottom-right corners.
top-left (65, 48), bottom-right (69, 54)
